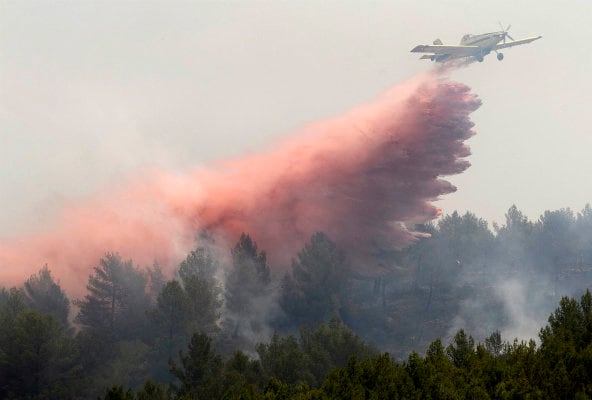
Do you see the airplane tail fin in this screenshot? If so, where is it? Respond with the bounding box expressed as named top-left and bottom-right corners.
top-left (433, 39), bottom-right (443, 45)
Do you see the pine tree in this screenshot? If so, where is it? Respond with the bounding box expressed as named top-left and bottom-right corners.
top-left (75, 253), bottom-right (150, 340)
top-left (280, 232), bottom-right (350, 327)
top-left (177, 247), bottom-right (223, 336)
top-left (170, 333), bottom-right (223, 399)
top-left (23, 265), bottom-right (70, 328)
top-left (223, 233), bottom-right (273, 350)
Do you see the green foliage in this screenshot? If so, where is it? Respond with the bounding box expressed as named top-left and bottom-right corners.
top-left (5, 203), bottom-right (592, 399)
top-left (535, 208), bottom-right (578, 274)
top-left (4, 280), bottom-right (592, 400)
top-left (538, 290), bottom-right (592, 398)
top-left (73, 253), bottom-right (154, 396)
top-left (101, 386), bottom-right (136, 400)
top-left (149, 280), bottom-right (192, 359)
top-left (446, 329), bottom-right (475, 369)
top-left (220, 233), bottom-right (274, 354)
top-left (226, 235), bottom-right (271, 320)
top-left (408, 340), bottom-right (459, 399)
top-left (75, 253), bottom-right (151, 341)
top-left (438, 211), bottom-right (495, 267)
top-left (98, 381), bottom-right (168, 400)
top-left (257, 333), bottom-right (315, 386)
top-left (407, 211), bottom-right (494, 286)
top-left (494, 339), bottom-right (544, 399)
top-left (221, 351), bottom-right (265, 399)
top-left (177, 247), bottom-right (223, 336)
top-left (23, 265), bottom-right (70, 328)
top-left (170, 332), bottom-right (224, 399)
top-left (227, 234), bottom-right (271, 315)
top-left (281, 232), bottom-right (350, 328)
top-left (322, 354), bottom-right (414, 400)
top-left (484, 330), bottom-right (504, 357)
top-left (136, 380), bottom-right (168, 400)
top-left (495, 205), bottom-right (535, 271)
top-left (0, 290), bottom-right (80, 399)
top-left (299, 318), bottom-right (376, 385)
top-left (148, 246), bottom-right (224, 381)
top-left (256, 318), bottom-right (375, 389)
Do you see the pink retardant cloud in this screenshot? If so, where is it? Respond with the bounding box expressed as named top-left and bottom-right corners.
top-left (0, 72), bottom-right (480, 296)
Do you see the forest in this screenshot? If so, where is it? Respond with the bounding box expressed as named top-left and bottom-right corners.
top-left (1, 204), bottom-right (592, 399)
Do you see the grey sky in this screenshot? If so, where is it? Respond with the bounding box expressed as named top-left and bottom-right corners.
top-left (1, 0), bottom-right (591, 238)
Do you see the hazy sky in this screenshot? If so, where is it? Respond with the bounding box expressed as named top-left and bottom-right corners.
top-left (1, 0), bottom-right (591, 239)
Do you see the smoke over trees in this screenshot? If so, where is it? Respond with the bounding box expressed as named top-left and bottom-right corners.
top-left (221, 233), bottom-right (273, 352)
top-left (95, 290), bottom-right (592, 399)
top-left (23, 265), bottom-right (70, 328)
top-left (0, 73), bottom-right (591, 397)
top-left (176, 247), bottom-right (222, 337)
top-left (1, 203), bottom-right (592, 397)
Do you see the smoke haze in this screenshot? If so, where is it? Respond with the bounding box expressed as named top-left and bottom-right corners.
top-left (0, 72), bottom-right (480, 295)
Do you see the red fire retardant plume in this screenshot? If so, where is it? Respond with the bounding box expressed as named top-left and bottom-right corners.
top-left (0, 73), bottom-right (480, 295)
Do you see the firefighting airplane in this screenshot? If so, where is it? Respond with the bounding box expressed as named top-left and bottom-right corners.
top-left (411, 24), bottom-right (542, 63)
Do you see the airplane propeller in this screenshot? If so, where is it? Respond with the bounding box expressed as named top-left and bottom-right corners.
top-left (498, 22), bottom-right (515, 43)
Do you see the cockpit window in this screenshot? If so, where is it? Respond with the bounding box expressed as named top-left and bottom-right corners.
top-left (462, 34), bottom-right (471, 42)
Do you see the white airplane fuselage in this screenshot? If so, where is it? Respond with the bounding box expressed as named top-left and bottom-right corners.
top-left (430, 32), bottom-right (504, 62)
top-left (411, 27), bottom-right (542, 63)
top-left (460, 32), bottom-right (504, 47)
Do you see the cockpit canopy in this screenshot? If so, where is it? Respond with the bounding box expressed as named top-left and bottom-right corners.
top-left (461, 34), bottom-right (472, 42)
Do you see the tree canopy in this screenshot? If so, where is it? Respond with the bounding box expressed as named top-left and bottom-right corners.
top-left (2, 204), bottom-right (592, 398)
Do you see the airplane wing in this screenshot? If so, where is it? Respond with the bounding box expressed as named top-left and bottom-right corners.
top-left (494, 35), bottom-right (542, 50)
top-left (410, 44), bottom-right (479, 56)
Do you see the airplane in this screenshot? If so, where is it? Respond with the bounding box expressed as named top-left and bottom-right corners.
top-left (410, 24), bottom-right (542, 63)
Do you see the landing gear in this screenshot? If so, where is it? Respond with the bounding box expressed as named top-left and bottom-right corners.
top-left (497, 52), bottom-right (504, 61)
top-left (476, 55), bottom-right (484, 62)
